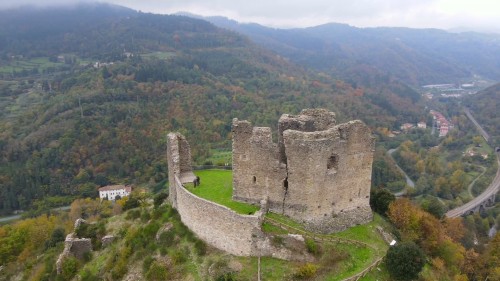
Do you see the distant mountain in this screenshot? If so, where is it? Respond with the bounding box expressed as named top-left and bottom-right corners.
top-left (196, 15), bottom-right (500, 86)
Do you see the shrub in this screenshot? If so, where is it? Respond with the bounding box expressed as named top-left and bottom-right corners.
top-left (111, 259), bottom-right (128, 280)
top-left (143, 222), bottom-right (160, 240)
top-left (159, 246), bottom-right (168, 256)
top-left (194, 239), bottom-right (207, 256)
top-left (158, 230), bottom-right (176, 247)
top-left (294, 263), bottom-right (318, 279)
top-left (215, 272), bottom-right (236, 281)
top-left (141, 210), bottom-right (151, 223)
top-left (126, 209), bottom-right (141, 220)
top-left (146, 262), bottom-right (168, 281)
top-left (80, 269), bottom-right (99, 281)
top-left (46, 227), bottom-right (66, 248)
top-left (143, 256), bottom-right (155, 273)
top-left (305, 238), bottom-right (320, 255)
top-left (170, 248), bottom-right (188, 265)
top-left (123, 196), bottom-right (140, 210)
top-left (60, 257), bottom-right (79, 281)
top-left (154, 192), bottom-right (168, 208)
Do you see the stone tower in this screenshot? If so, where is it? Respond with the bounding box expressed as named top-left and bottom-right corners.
top-left (166, 132), bottom-right (197, 208)
top-left (232, 109), bottom-right (374, 233)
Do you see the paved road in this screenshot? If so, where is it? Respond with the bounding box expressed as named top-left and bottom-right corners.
top-left (464, 107), bottom-right (490, 143)
top-left (0, 205), bottom-right (70, 223)
top-left (387, 148), bottom-right (415, 196)
top-left (445, 108), bottom-right (498, 217)
top-left (467, 166), bottom-right (487, 198)
top-left (446, 151), bottom-right (500, 217)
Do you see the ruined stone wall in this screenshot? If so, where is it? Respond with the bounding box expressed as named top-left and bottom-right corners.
top-left (232, 119), bottom-right (287, 207)
top-left (167, 131), bottom-right (318, 259)
top-left (172, 175), bottom-right (262, 256)
top-left (283, 120), bottom-right (374, 233)
top-left (232, 109), bottom-right (374, 233)
top-left (56, 230), bottom-right (92, 274)
top-left (278, 109), bottom-right (336, 163)
top-left (167, 133), bottom-right (181, 207)
top-left (167, 133), bottom-right (196, 207)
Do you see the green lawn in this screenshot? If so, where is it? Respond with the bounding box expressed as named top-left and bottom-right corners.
top-left (185, 170), bottom-right (259, 215)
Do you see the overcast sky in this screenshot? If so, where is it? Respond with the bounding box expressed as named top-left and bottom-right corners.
top-left (2, 0), bottom-right (500, 32)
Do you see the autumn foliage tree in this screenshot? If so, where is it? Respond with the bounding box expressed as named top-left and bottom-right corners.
top-left (388, 198), bottom-right (470, 279)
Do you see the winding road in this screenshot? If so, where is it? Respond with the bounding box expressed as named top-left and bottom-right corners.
top-left (0, 205), bottom-right (70, 223)
top-left (446, 151), bottom-right (500, 217)
top-left (387, 148), bottom-right (414, 196)
top-left (445, 108), bottom-right (499, 218)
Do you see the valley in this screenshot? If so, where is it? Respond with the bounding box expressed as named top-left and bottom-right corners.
top-left (0, 3), bottom-right (499, 281)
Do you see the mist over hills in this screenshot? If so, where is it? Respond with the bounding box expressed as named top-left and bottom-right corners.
top-left (194, 14), bottom-right (500, 86)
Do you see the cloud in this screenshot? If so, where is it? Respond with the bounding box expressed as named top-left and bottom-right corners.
top-left (1, 0), bottom-right (500, 31)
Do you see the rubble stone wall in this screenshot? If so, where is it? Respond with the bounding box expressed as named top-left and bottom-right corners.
top-left (232, 120), bottom-right (286, 207)
top-left (172, 175), bottom-right (262, 256)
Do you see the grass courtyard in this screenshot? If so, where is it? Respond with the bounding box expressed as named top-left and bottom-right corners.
top-left (184, 169), bottom-right (259, 215)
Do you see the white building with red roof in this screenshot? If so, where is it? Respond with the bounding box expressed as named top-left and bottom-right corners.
top-left (98, 185), bottom-right (132, 200)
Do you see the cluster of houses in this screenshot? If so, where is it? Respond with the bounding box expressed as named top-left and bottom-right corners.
top-left (397, 110), bottom-right (453, 138)
top-left (430, 110), bottom-right (453, 137)
top-left (400, 121), bottom-right (427, 131)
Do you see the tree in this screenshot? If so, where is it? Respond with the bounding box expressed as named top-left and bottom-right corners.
top-left (46, 227), bottom-right (65, 248)
top-left (422, 197), bottom-right (445, 219)
top-left (370, 188), bottom-right (395, 215)
top-left (154, 192), bottom-right (168, 208)
top-left (386, 242), bottom-right (426, 280)
top-left (388, 198), bottom-right (423, 241)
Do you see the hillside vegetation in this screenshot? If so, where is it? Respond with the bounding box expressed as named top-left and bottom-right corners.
top-left (0, 4), bottom-right (424, 215)
top-left (466, 82), bottom-right (500, 146)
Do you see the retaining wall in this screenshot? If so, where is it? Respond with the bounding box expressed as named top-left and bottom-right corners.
top-left (172, 176), bottom-right (262, 256)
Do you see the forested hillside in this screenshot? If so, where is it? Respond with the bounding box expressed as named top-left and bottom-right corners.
top-left (201, 15), bottom-right (500, 86)
top-left (466, 83), bottom-right (500, 145)
top-left (0, 4), bottom-right (424, 215)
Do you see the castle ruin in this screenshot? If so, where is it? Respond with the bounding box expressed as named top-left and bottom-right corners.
top-left (232, 109), bottom-right (374, 233)
top-left (166, 109), bottom-right (375, 256)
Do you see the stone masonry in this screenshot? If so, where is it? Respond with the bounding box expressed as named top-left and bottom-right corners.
top-left (167, 132), bottom-right (313, 260)
top-left (166, 108), bottom-right (374, 257)
top-left (56, 220), bottom-right (92, 274)
top-left (232, 109), bottom-right (374, 233)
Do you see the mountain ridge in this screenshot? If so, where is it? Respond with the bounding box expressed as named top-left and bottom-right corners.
top-left (187, 14), bottom-right (500, 86)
